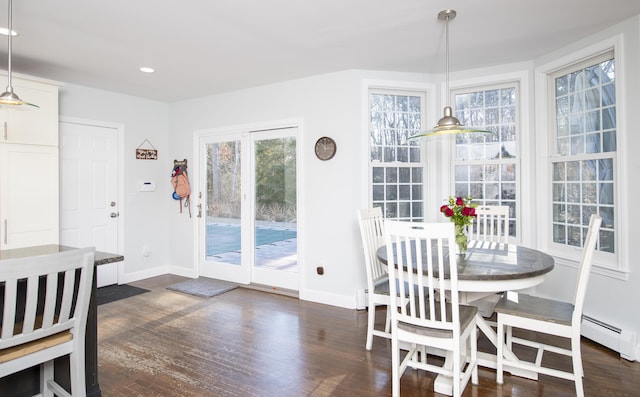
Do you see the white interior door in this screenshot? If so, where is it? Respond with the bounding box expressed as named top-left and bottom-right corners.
top-left (60, 120), bottom-right (120, 287)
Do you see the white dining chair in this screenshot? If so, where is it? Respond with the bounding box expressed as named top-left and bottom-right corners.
top-left (384, 220), bottom-right (478, 397)
top-left (0, 247), bottom-right (96, 397)
top-left (495, 214), bottom-right (602, 397)
top-left (357, 207), bottom-right (393, 350)
top-left (469, 205), bottom-right (511, 317)
top-left (470, 205), bottom-right (509, 243)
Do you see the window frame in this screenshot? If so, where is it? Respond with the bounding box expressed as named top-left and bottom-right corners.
top-left (535, 35), bottom-right (628, 276)
top-left (366, 86), bottom-right (428, 221)
top-left (446, 71), bottom-right (532, 245)
top-left (450, 81), bottom-right (522, 242)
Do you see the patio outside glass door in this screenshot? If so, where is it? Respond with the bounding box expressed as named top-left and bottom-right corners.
top-left (198, 128), bottom-right (298, 290)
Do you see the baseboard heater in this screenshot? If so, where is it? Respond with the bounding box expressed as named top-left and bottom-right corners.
top-left (582, 315), bottom-right (637, 361)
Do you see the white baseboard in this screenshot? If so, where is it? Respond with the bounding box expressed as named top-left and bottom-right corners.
top-left (300, 288), bottom-right (355, 309)
top-left (169, 265), bottom-right (198, 278)
top-left (122, 265), bottom-right (169, 284)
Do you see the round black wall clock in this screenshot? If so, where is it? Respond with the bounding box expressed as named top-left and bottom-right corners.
top-left (314, 136), bottom-right (337, 161)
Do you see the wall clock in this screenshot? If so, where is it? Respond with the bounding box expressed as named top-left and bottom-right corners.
top-left (314, 136), bottom-right (337, 161)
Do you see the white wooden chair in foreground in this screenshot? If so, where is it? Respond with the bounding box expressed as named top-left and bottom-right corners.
top-left (384, 220), bottom-right (478, 397)
top-left (495, 214), bottom-right (602, 397)
top-left (0, 247), bottom-right (96, 397)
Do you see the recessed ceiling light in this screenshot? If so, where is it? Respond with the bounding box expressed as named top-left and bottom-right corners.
top-left (0, 28), bottom-right (18, 36)
top-left (139, 67), bottom-right (155, 73)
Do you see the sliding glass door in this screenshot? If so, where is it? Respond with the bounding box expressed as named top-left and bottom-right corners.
top-left (252, 131), bottom-right (297, 288)
top-left (197, 128), bottom-right (298, 290)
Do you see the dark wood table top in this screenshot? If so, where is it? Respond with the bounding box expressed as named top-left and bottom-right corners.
top-left (377, 240), bottom-right (554, 281)
top-left (0, 244), bottom-right (123, 266)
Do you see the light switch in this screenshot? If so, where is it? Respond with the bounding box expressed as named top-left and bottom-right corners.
top-left (139, 181), bottom-right (155, 192)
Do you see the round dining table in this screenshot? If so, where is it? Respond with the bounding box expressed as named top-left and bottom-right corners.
top-left (376, 239), bottom-right (555, 396)
top-left (376, 239), bottom-right (554, 302)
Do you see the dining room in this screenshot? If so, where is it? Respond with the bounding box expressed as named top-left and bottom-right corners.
top-left (1, 1), bottom-right (640, 396)
top-left (68, 3), bottom-right (640, 394)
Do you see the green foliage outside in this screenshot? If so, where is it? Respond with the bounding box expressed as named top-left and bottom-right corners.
top-left (207, 138), bottom-right (296, 223)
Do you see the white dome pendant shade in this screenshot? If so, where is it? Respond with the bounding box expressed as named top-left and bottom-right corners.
top-left (411, 10), bottom-right (488, 138)
top-left (0, 0), bottom-right (38, 110)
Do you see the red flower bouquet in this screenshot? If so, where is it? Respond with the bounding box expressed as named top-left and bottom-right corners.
top-left (440, 196), bottom-right (478, 254)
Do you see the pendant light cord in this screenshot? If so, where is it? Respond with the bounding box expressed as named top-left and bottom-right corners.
top-left (444, 13), bottom-right (449, 107)
top-left (6, 0), bottom-right (12, 91)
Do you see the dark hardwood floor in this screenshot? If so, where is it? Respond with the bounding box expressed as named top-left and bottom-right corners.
top-left (97, 275), bottom-right (639, 396)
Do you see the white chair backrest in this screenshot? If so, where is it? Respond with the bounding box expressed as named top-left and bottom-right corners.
top-left (384, 221), bottom-right (460, 333)
top-left (357, 208), bottom-right (387, 289)
top-left (470, 205), bottom-right (509, 243)
top-left (0, 247), bottom-right (95, 350)
top-left (572, 214), bottom-right (602, 323)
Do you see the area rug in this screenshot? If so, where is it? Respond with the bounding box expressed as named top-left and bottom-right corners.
top-left (97, 284), bottom-right (150, 306)
top-left (167, 277), bottom-right (238, 298)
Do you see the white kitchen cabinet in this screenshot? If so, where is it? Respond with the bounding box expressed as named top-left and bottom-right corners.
top-left (0, 74), bottom-right (59, 145)
top-left (0, 144), bottom-right (59, 249)
top-left (0, 74), bottom-right (60, 250)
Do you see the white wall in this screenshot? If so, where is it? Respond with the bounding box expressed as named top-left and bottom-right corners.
top-left (59, 84), bottom-right (171, 282)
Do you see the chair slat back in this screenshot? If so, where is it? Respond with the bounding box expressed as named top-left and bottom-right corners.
top-left (384, 221), bottom-right (459, 334)
top-left (470, 205), bottom-right (509, 243)
top-left (573, 214), bottom-right (602, 323)
top-left (357, 208), bottom-right (387, 288)
top-left (0, 247), bottom-right (95, 349)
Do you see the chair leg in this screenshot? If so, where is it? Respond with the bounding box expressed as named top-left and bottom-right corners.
top-left (496, 318), bottom-right (504, 385)
top-left (384, 305), bottom-right (391, 334)
top-left (452, 344), bottom-right (461, 397)
top-left (69, 344), bottom-right (87, 396)
top-left (366, 304), bottom-right (376, 350)
top-left (571, 335), bottom-right (585, 397)
top-left (391, 335), bottom-right (400, 397)
top-left (41, 361), bottom-right (54, 397)
top-left (471, 326), bottom-right (478, 385)
top-left (572, 334), bottom-right (584, 377)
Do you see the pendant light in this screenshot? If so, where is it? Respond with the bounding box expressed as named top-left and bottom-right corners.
top-left (0, 0), bottom-right (38, 110)
top-left (411, 9), bottom-right (488, 138)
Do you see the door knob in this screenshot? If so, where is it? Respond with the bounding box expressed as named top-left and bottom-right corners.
top-left (110, 212), bottom-right (119, 218)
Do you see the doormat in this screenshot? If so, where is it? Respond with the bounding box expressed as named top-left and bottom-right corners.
top-left (97, 284), bottom-right (150, 306)
top-left (167, 277), bottom-right (238, 298)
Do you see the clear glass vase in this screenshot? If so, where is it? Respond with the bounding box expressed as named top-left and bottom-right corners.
top-left (454, 223), bottom-right (468, 255)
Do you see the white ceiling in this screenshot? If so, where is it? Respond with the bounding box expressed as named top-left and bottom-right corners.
top-left (3, 0), bottom-right (640, 103)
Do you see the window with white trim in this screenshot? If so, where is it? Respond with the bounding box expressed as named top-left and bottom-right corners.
top-left (368, 89), bottom-right (425, 221)
top-left (451, 83), bottom-right (519, 237)
top-left (549, 52), bottom-right (616, 255)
